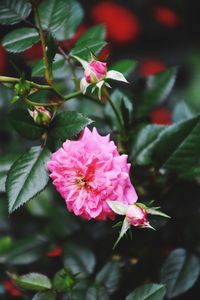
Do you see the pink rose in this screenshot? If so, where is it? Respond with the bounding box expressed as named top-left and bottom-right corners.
top-left (47, 127), bottom-right (137, 220)
top-left (85, 60), bottom-right (107, 83)
top-left (126, 205), bottom-right (147, 226)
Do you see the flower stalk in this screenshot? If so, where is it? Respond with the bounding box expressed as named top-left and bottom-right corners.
top-left (0, 76), bottom-right (51, 90)
top-left (33, 4), bottom-right (53, 85)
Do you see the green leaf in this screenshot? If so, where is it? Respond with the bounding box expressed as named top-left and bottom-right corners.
top-left (6, 146), bottom-right (51, 213)
top-left (0, 235), bottom-right (45, 265)
top-left (32, 54), bottom-right (69, 79)
top-left (71, 39), bottom-right (106, 60)
top-left (0, 83), bottom-right (14, 108)
top-left (0, 153), bottom-right (19, 193)
top-left (77, 25), bottom-right (106, 45)
top-left (49, 111), bottom-right (92, 142)
top-left (131, 116), bottom-right (200, 173)
top-left (96, 261), bottom-right (121, 294)
top-left (54, 0), bottom-right (83, 41)
top-left (64, 244), bottom-right (96, 279)
top-left (86, 285), bottom-right (109, 300)
top-left (126, 283), bottom-right (166, 300)
top-left (26, 189), bottom-right (52, 218)
top-left (11, 273), bottom-right (52, 291)
top-left (0, 0), bottom-right (32, 25)
top-left (3, 27), bottom-right (39, 53)
top-left (8, 109), bottom-right (45, 140)
top-left (111, 59), bottom-right (138, 76)
top-left (179, 163), bottom-right (200, 180)
top-left (38, 0), bottom-right (70, 33)
top-left (0, 236), bottom-right (13, 255)
top-left (105, 89), bottom-right (133, 130)
top-left (71, 280), bottom-right (89, 300)
top-left (46, 33), bottom-right (57, 78)
top-left (136, 68), bottom-right (177, 118)
top-left (32, 292), bottom-right (57, 300)
top-left (172, 101), bottom-right (195, 122)
top-left (130, 124), bottom-right (165, 165)
top-left (53, 268), bottom-right (75, 292)
top-left (160, 248), bottom-right (200, 298)
top-left (152, 116), bottom-right (200, 172)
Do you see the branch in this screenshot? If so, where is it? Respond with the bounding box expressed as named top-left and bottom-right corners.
top-left (33, 4), bottom-right (52, 85)
top-left (0, 76), bottom-right (51, 90)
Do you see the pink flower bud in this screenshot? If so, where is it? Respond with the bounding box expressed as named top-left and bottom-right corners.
top-left (29, 106), bottom-right (52, 126)
top-left (126, 205), bottom-right (147, 226)
top-left (85, 60), bottom-right (107, 83)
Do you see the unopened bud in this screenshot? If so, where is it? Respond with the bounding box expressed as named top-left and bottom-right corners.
top-left (28, 106), bottom-right (52, 126)
top-left (85, 60), bottom-right (107, 83)
top-left (126, 204), bottom-right (147, 227)
top-left (14, 81), bottom-right (31, 97)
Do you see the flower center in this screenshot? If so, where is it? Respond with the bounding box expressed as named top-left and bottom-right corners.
top-left (76, 176), bottom-right (87, 189)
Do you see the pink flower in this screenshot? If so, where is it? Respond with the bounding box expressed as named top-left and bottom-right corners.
top-left (47, 127), bottom-right (137, 220)
top-left (126, 205), bottom-right (148, 226)
top-left (85, 60), bottom-right (107, 83)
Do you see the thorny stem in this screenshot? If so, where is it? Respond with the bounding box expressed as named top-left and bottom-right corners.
top-left (0, 76), bottom-right (51, 90)
top-left (0, 76), bottom-right (102, 107)
top-left (58, 46), bottom-right (80, 89)
top-left (31, 13), bottom-right (66, 100)
top-left (24, 97), bottom-right (63, 107)
top-left (103, 86), bottom-right (124, 133)
top-left (64, 91), bottom-right (82, 101)
top-left (24, 91), bottom-right (82, 107)
top-left (33, 4), bottom-right (52, 85)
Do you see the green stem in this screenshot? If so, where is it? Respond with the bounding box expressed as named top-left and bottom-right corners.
top-left (25, 91), bottom-right (83, 107)
top-left (64, 91), bottom-right (82, 101)
top-left (0, 76), bottom-right (51, 90)
top-left (33, 4), bottom-right (52, 85)
top-left (103, 87), bottom-right (124, 132)
top-left (24, 98), bottom-right (63, 107)
top-left (64, 91), bottom-right (104, 105)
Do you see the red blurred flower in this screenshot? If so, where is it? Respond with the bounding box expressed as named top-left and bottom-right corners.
top-left (0, 44), bottom-right (7, 74)
top-left (47, 246), bottom-right (63, 257)
top-left (153, 6), bottom-right (182, 28)
top-left (3, 280), bottom-right (22, 297)
top-left (139, 59), bottom-right (166, 76)
top-left (91, 2), bottom-right (140, 44)
top-left (150, 107), bottom-right (172, 125)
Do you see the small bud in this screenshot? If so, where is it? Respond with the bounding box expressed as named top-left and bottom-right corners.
top-left (85, 60), bottom-right (107, 83)
top-left (14, 81), bottom-right (31, 97)
top-left (126, 204), bottom-right (147, 227)
top-left (28, 106), bottom-right (52, 126)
